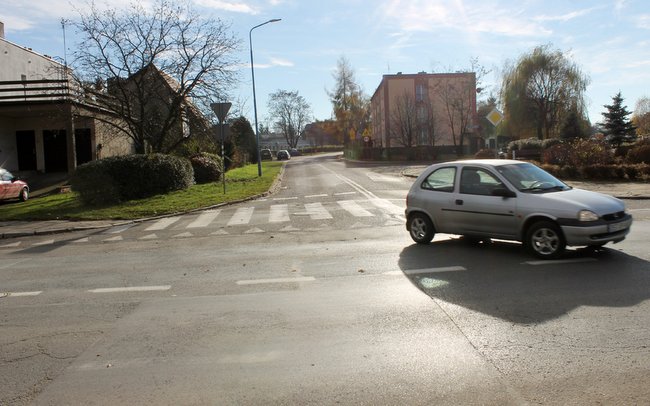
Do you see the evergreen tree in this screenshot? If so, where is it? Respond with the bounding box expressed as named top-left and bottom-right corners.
top-left (560, 106), bottom-right (588, 140)
top-left (601, 92), bottom-right (636, 147)
top-left (230, 116), bottom-right (258, 164)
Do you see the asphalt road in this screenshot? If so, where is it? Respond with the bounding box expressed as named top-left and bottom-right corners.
top-left (1, 153), bottom-right (649, 405)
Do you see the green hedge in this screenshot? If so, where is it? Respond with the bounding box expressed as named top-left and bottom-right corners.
top-left (190, 153), bottom-right (222, 184)
top-left (71, 154), bottom-right (194, 205)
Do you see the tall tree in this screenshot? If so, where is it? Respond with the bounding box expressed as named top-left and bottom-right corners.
top-left (267, 90), bottom-right (312, 148)
top-left (601, 92), bottom-right (637, 147)
top-left (435, 73), bottom-right (477, 156)
top-left (390, 92), bottom-right (418, 147)
top-left (633, 96), bottom-right (650, 137)
top-left (327, 57), bottom-right (370, 144)
top-left (229, 116), bottom-right (257, 164)
top-left (72, 0), bottom-right (239, 154)
top-left (501, 44), bottom-right (590, 140)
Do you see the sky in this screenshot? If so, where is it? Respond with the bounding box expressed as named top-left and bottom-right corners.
top-left (2, 0), bottom-right (649, 127)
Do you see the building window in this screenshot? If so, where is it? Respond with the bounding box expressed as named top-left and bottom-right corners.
top-left (416, 84), bottom-right (426, 102)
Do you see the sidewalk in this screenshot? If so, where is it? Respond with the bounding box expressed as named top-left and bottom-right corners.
top-left (1, 168), bottom-right (648, 240)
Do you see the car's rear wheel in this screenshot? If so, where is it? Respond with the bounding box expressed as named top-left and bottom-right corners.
top-left (409, 213), bottom-right (434, 244)
top-left (525, 220), bottom-right (565, 259)
top-left (19, 187), bottom-right (29, 202)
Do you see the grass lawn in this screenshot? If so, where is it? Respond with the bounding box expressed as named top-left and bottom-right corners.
top-left (0, 161), bottom-right (284, 221)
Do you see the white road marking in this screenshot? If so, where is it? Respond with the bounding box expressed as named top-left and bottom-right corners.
top-left (88, 285), bottom-right (171, 293)
top-left (525, 258), bottom-right (598, 266)
top-left (186, 210), bottom-right (221, 228)
top-left (172, 232), bottom-right (193, 238)
top-left (334, 191), bottom-right (357, 196)
top-left (338, 200), bottom-right (373, 217)
top-left (145, 216), bottom-right (181, 231)
top-left (210, 229), bottom-right (229, 235)
top-left (304, 202), bottom-right (333, 220)
top-left (269, 204), bottom-right (290, 223)
top-left (368, 198), bottom-right (405, 218)
top-left (139, 234), bottom-right (158, 240)
top-left (227, 207), bottom-right (254, 226)
top-left (72, 237), bottom-right (89, 243)
top-left (0, 241), bottom-right (22, 248)
top-left (103, 236), bottom-right (123, 242)
top-left (236, 277), bottom-right (316, 285)
top-left (104, 224), bottom-right (135, 234)
top-left (366, 172), bottom-right (402, 182)
top-left (244, 227), bottom-right (265, 234)
top-left (305, 194), bottom-right (328, 198)
top-left (273, 196), bottom-right (298, 201)
top-left (6, 291), bottom-right (43, 297)
top-left (279, 225), bottom-right (300, 232)
top-left (320, 165), bottom-right (406, 221)
top-left (32, 239), bottom-right (54, 246)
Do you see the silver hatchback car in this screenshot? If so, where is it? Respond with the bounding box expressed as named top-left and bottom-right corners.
top-left (405, 159), bottom-right (632, 259)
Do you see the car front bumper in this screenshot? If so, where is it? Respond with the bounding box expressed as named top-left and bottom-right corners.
top-left (560, 215), bottom-right (632, 246)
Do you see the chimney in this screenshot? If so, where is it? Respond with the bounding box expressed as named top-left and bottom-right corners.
top-left (0, 21), bottom-right (4, 39)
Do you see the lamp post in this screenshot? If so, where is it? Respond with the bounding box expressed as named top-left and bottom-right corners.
top-left (250, 18), bottom-right (281, 177)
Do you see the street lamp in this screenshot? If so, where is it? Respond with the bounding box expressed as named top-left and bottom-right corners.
top-left (250, 18), bottom-right (281, 177)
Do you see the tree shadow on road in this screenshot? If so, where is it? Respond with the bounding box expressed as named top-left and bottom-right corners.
top-left (398, 237), bottom-right (650, 324)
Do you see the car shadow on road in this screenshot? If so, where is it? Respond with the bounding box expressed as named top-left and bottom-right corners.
top-left (398, 237), bottom-right (650, 324)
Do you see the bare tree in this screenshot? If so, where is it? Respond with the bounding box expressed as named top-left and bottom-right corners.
top-left (267, 90), bottom-right (312, 148)
top-left (390, 92), bottom-right (418, 147)
top-left (435, 74), bottom-right (477, 156)
top-left (633, 96), bottom-right (650, 137)
top-left (72, 0), bottom-right (240, 153)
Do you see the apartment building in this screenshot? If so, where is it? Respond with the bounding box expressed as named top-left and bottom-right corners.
top-left (370, 71), bottom-right (478, 153)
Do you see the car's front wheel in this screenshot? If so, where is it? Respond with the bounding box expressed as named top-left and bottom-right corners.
top-left (19, 187), bottom-right (29, 202)
top-left (408, 213), bottom-right (434, 244)
top-left (525, 220), bottom-right (565, 259)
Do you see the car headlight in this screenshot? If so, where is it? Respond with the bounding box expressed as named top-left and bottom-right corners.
top-left (578, 210), bottom-right (599, 222)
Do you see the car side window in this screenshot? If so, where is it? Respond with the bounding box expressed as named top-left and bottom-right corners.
top-left (421, 167), bottom-right (456, 192)
top-left (460, 167), bottom-right (504, 196)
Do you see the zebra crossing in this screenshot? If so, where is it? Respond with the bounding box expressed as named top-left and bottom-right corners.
top-left (0, 197), bottom-right (406, 248)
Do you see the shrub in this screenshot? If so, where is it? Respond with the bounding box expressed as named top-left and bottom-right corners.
top-left (542, 143), bottom-right (573, 166)
top-left (580, 164), bottom-right (617, 180)
top-left (474, 149), bottom-right (496, 158)
top-left (639, 163), bottom-right (650, 178)
top-left (543, 139), bottom-right (614, 167)
top-left (558, 165), bottom-right (579, 179)
top-left (621, 164), bottom-right (638, 180)
top-left (541, 138), bottom-right (563, 150)
top-left (570, 139), bottom-right (614, 166)
top-left (71, 154), bottom-right (194, 205)
top-left (626, 144), bottom-right (650, 164)
top-left (190, 153), bottom-right (222, 184)
top-left (70, 160), bottom-right (121, 205)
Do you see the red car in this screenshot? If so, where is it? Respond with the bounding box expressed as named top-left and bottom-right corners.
top-left (0, 169), bottom-right (29, 202)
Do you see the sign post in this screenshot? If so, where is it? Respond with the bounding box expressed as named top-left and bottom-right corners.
top-left (210, 102), bottom-right (232, 194)
top-left (486, 108), bottom-right (504, 156)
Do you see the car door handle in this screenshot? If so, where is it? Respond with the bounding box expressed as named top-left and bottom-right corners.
top-left (455, 199), bottom-right (464, 205)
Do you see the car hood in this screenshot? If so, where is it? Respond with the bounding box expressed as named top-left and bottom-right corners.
top-left (533, 188), bottom-right (624, 215)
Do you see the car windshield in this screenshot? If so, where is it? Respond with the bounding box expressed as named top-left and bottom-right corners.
top-left (496, 163), bottom-right (571, 193)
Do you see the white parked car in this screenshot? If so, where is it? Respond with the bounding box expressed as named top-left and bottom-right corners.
top-left (405, 160), bottom-right (632, 259)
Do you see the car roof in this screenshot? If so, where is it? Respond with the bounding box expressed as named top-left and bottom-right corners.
top-left (431, 159), bottom-right (525, 168)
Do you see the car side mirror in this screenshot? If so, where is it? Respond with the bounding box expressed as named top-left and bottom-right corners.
top-left (492, 187), bottom-right (516, 198)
